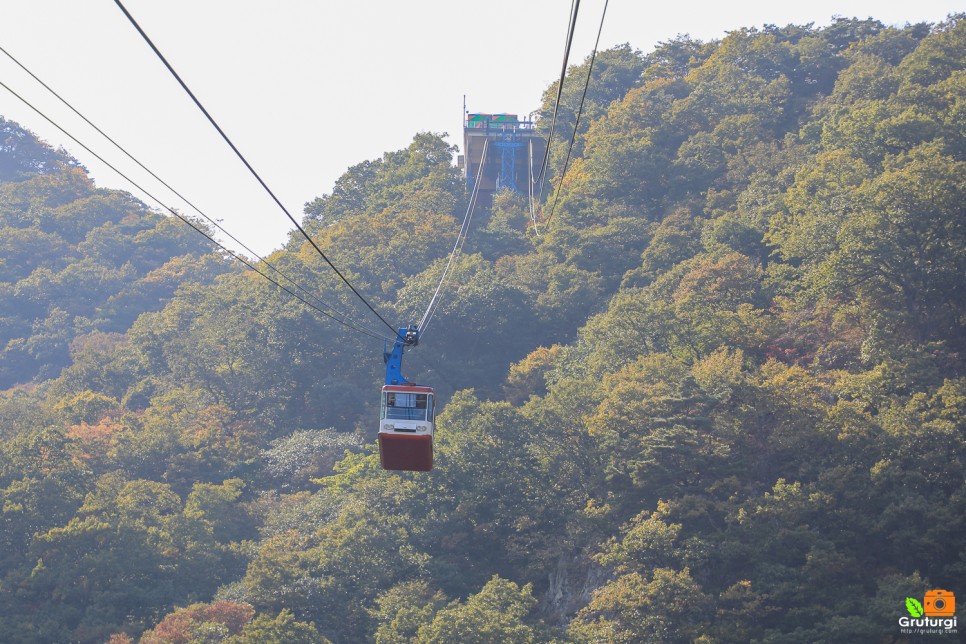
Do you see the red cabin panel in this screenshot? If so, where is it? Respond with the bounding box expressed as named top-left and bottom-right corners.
top-left (379, 433), bottom-right (433, 472)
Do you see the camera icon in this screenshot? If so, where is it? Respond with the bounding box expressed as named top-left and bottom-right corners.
top-left (924, 589), bottom-right (955, 617)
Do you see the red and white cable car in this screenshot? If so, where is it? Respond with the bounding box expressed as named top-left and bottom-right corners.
top-left (379, 384), bottom-right (434, 471)
top-left (378, 326), bottom-right (435, 471)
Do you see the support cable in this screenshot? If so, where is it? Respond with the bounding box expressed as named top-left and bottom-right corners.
top-left (545, 0), bottom-right (609, 229)
top-left (0, 78), bottom-right (388, 342)
top-left (527, 138), bottom-right (540, 236)
top-left (536, 0), bottom-right (580, 199)
top-left (0, 45), bottom-right (386, 341)
top-left (113, 0), bottom-right (400, 339)
top-left (416, 138), bottom-right (489, 337)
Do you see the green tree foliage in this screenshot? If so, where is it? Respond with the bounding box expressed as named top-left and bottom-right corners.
top-left (303, 132), bottom-right (461, 228)
top-left (229, 609), bottom-right (328, 644)
top-left (572, 568), bottom-right (712, 643)
top-left (138, 601), bottom-right (255, 643)
top-left (415, 576), bottom-right (546, 643)
top-left (372, 580), bottom-right (446, 643)
top-left (0, 117), bottom-right (79, 181)
top-left (239, 486), bottom-right (431, 642)
top-left (538, 44), bottom-right (647, 179)
top-left (5, 476), bottom-right (250, 640)
top-left (822, 143), bottom-right (966, 343)
top-left (136, 602), bottom-right (327, 644)
top-left (0, 150), bottom-right (224, 387)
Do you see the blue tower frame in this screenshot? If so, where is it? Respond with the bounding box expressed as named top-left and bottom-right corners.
top-left (494, 131), bottom-right (524, 192)
top-left (463, 113), bottom-right (542, 201)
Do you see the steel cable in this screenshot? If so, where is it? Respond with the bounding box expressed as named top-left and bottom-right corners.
top-left (0, 78), bottom-right (389, 342)
top-left (0, 44), bottom-right (388, 342)
top-left (113, 0), bottom-right (401, 339)
top-left (416, 138), bottom-right (489, 338)
top-left (545, 0), bottom-right (609, 228)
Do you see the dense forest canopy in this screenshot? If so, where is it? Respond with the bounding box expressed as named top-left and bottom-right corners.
top-left (1, 14), bottom-right (965, 642)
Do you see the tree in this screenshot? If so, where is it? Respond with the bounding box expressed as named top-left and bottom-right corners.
top-left (821, 143), bottom-right (966, 344)
top-left (139, 601), bottom-right (254, 643)
top-left (301, 132), bottom-right (461, 233)
top-left (769, 149), bottom-right (871, 266)
top-left (0, 117), bottom-right (79, 181)
top-left (372, 581), bottom-right (446, 644)
top-left (230, 609), bottom-right (327, 644)
top-left (395, 254), bottom-right (540, 397)
top-left (538, 45), bottom-right (647, 175)
top-left (416, 576), bottom-right (546, 644)
top-left (584, 353), bottom-right (723, 507)
top-left (242, 495), bottom-right (430, 642)
top-left (571, 568), bottom-right (712, 643)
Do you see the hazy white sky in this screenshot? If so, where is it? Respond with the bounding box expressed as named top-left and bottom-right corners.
top-left (1, 1), bottom-right (960, 255)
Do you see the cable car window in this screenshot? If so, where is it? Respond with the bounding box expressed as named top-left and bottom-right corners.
top-left (384, 392), bottom-right (429, 421)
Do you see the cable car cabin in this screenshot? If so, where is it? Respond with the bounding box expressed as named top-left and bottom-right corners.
top-left (378, 384), bottom-right (435, 471)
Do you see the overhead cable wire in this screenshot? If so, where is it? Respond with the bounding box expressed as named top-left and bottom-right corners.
top-left (416, 139), bottom-right (488, 336)
top-left (536, 0), bottom-right (581, 199)
top-left (0, 44), bottom-right (386, 342)
top-left (416, 138), bottom-right (489, 337)
top-left (545, 0), bottom-right (609, 229)
top-left (112, 0), bottom-right (401, 339)
top-left (527, 138), bottom-right (539, 236)
top-left (0, 78), bottom-right (388, 342)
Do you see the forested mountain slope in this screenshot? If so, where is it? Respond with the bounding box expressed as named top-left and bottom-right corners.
top-left (1, 15), bottom-right (964, 643)
top-left (0, 118), bottom-right (227, 387)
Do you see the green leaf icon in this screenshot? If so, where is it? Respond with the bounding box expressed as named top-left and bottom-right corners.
top-left (906, 597), bottom-right (924, 618)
